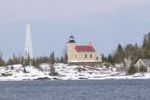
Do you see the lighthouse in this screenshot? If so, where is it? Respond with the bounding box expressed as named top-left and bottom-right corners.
top-left (67, 35), bottom-right (102, 64)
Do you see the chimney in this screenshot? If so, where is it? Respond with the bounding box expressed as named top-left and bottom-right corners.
top-left (88, 42), bottom-right (92, 46)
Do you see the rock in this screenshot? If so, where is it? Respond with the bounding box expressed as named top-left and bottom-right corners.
top-left (35, 77), bottom-right (50, 80)
top-left (1, 73), bottom-right (13, 77)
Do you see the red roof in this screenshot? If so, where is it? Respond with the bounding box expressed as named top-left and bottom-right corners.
top-left (75, 45), bottom-right (95, 52)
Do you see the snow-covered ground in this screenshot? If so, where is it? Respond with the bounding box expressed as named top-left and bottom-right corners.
top-left (0, 63), bottom-right (149, 81)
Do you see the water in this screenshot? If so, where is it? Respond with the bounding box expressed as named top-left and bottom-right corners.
top-left (0, 80), bottom-right (150, 100)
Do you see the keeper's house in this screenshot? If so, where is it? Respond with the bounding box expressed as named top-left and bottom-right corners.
top-left (67, 35), bottom-right (102, 64)
top-left (134, 59), bottom-right (150, 72)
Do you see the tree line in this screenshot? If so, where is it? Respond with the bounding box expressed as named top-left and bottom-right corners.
top-left (101, 32), bottom-right (150, 74)
top-left (0, 51), bottom-right (68, 67)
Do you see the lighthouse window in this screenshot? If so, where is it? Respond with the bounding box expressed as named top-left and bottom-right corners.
top-left (75, 55), bottom-right (77, 58)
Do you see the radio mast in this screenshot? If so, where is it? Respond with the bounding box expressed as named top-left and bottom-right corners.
top-left (24, 23), bottom-right (33, 66)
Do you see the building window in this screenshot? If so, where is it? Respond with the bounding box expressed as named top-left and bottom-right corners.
top-left (96, 57), bottom-right (98, 60)
top-left (75, 55), bottom-right (77, 58)
top-left (90, 54), bottom-right (92, 58)
top-left (85, 54), bottom-right (87, 58)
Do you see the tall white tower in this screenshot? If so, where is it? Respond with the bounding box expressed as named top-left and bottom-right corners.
top-left (25, 23), bottom-right (33, 60)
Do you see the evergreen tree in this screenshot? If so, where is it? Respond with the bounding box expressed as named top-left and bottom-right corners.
top-left (0, 57), bottom-right (5, 66)
top-left (142, 33), bottom-right (150, 58)
top-left (101, 54), bottom-right (107, 62)
top-left (115, 44), bottom-right (124, 63)
top-left (60, 56), bottom-right (64, 63)
top-left (63, 53), bottom-right (68, 64)
top-left (50, 51), bottom-right (55, 64)
top-left (107, 54), bottom-right (114, 64)
top-left (61, 47), bottom-right (68, 64)
top-left (0, 52), bottom-right (5, 66)
top-left (128, 66), bottom-right (137, 75)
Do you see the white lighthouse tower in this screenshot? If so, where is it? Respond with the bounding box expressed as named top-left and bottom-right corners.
top-left (24, 23), bottom-right (33, 66)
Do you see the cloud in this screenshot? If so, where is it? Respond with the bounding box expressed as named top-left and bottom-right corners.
top-left (0, 0), bottom-right (149, 22)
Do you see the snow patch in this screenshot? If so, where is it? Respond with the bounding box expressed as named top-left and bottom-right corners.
top-left (0, 63), bottom-right (150, 81)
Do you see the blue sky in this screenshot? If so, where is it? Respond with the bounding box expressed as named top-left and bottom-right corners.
top-left (0, 0), bottom-right (150, 59)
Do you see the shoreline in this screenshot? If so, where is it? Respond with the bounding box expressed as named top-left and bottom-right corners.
top-left (0, 63), bottom-right (150, 81)
top-left (0, 74), bottom-right (150, 81)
